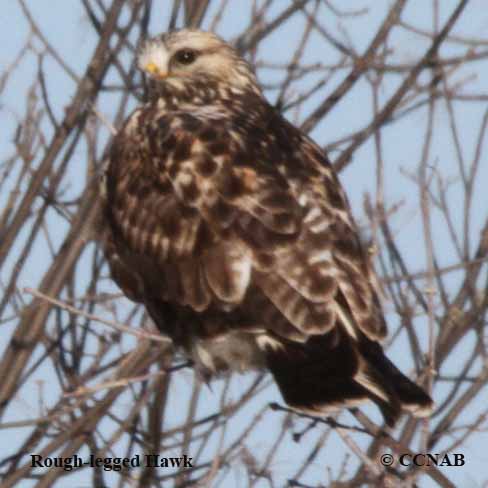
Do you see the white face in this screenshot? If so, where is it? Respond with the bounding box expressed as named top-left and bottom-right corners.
top-left (137, 40), bottom-right (171, 78)
top-left (137, 29), bottom-right (258, 92)
top-left (138, 30), bottom-right (233, 78)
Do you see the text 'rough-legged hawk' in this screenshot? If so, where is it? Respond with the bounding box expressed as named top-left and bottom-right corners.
top-left (103, 29), bottom-right (433, 425)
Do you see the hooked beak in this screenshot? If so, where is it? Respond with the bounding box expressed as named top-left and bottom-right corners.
top-left (144, 62), bottom-right (168, 79)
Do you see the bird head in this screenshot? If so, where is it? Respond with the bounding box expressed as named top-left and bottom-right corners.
top-left (137, 29), bottom-right (260, 96)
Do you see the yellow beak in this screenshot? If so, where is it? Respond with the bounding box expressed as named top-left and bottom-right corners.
top-left (145, 62), bottom-right (168, 79)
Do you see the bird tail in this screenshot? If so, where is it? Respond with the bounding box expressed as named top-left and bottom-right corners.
top-left (265, 330), bottom-right (433, 426)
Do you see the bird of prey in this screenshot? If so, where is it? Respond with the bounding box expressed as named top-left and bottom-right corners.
top-left (102, 29), bottom-right (433, 425)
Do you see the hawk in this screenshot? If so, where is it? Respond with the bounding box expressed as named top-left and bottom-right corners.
top-left (103, 29), bottom-right (432, 425)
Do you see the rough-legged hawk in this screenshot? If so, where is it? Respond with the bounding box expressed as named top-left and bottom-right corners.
top-left (102, 29), bottom-right (433, 425)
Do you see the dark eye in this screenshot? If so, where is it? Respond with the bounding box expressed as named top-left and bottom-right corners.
top-left (174, 49), bottom-right (197, 65)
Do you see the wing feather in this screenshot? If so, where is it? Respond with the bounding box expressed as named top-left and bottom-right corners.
top-left (203, 242), bottom-right (252, 303)
top-left (105, 104), bottom-right (386, 342)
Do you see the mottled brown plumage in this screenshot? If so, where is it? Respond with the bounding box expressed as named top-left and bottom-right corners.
top-left (102, 29), bottom-right (432, 425)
